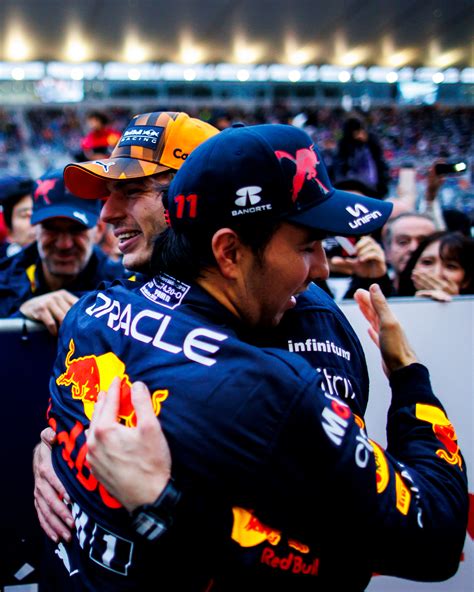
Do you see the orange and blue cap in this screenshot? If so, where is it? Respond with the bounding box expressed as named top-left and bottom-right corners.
top-left (64, 111), bottom-right (218, 199)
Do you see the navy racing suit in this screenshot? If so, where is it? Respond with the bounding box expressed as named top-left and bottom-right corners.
top-left (46, 273), bottom-right (468, 591)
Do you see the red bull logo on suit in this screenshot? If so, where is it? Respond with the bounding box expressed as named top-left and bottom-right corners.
top-left (57, 338), bottom-right (168, 426)
top-left (415, 404), bottom-right (463, 469)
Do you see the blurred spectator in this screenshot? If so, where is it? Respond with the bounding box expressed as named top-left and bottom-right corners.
top-left (381, 212), bottom-right (436, 291)
top-left (80, 111), bottom-right (121, 161)
top-left (418, 162), bottom-right (472, 235)
top-left (0, 174), bottom-right (35, 258)
top-left (334, 116), bottom-right (390, 198)
top-left (209, 110), bottom-right (232, 131)
top-left (0, 169), bottom-right (125, 334)
top-left (398, 231), bottom-right (474, 301)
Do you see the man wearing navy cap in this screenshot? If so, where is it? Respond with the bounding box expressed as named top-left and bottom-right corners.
top-left (0, 169), bottom-right (124, 334)
top-left (43, 125), bottom-right (467, 590)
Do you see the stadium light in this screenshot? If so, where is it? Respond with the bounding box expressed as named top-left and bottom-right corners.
top-left (124, 33), bottom-right (148, 63)
top-left (181, 47), bottom-right (203, 64)
top-left (386, 71), bottom-right (398, 83)
top-left (288, 69), bottom-right (301, 82)
top-left (233, 33), bottom-right (262, 64)
top-left (339, 47), bottom-right (369, 67)
top-left (284, 36), bottom-right (316, 66)
top-left (432, 50), bottom-right (465, 69)
top-left (432, 72), bottom-right (445, 84)
top-left (5, 31), bottom-right (30, 61)
top-left (65, 40), bottom-right (89, 62)
top-left (11, 67), bottom-right (25, 80)
top-left (338, 70), bottom-right (351, 83)
top-left (237, 68), bottom-right (250, 82)
top-left (128, 68), bottom-right (141, 81)
top-left (183, 68), bottom-right (196, 81)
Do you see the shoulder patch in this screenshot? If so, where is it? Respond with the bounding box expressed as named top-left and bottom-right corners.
top-left (140, 272), bottom-right (191, 309)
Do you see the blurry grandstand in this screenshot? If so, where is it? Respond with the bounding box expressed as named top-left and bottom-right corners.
top-left (0, 0), bottom-right (472, 218)
top-left (1, 103), bottom-right (472, 220)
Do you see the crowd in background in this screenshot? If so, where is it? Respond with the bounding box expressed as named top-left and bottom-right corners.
top-left (0, 104), bottom-right (472, 333)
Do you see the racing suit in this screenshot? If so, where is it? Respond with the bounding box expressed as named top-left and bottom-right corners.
top-left (46, 273), bottom-right (468, 591)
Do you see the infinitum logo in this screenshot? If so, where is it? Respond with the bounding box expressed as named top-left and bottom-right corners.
top-left (231, 186), bottom-right (272, 217)
top-left (287, 338), bottom-right (351, 360)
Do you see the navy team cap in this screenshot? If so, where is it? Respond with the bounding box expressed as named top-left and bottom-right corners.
top-left (31, 168), bottom-right (101, 229)
top-left (167, 124), bottom-right (392, 236)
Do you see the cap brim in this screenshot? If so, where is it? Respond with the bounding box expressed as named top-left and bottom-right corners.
top-left (286, 190), bottom-right (393, 236)
top-left (64, 158), bottom-right (170, 199)
top-left (31, 206), bottom-right (98, 229)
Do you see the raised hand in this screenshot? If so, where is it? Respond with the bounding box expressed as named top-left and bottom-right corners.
top-left (354, 284), bottom-right (418, 376)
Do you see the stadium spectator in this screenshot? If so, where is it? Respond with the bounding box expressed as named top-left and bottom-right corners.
top-left (42, 124), bottom-right (467, 590)
top-left (398, 231), bottom-right (474, 301)
top-left (334, 116), bottom-right (390, 198)
top-left (0, 174), bottom-right (35, 258)
top-left (381, 212), bottom-right (436, 292)
top-left (0, 169), bottom-right (124, 334)
top-left (80, 110), bottom-right (121, 161)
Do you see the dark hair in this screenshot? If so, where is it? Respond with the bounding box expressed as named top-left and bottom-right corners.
top-left (398, 231), bottom-right (474, 296)
top-left (151, 217), bottom-right (282, 282)
top-left (87, 111), bottom-right (109, 126)
top-left (342, 117), bottom-right (365, 139)
top-left (2, 180), bottom-right (34, 229)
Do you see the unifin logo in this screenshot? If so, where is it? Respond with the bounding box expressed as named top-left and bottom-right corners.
top-left (73, 211), bottom-right (88, 225)
top-left (94, 161), bottom-right (116, 173)
top-left (346, 203), bottom-right (382, 230)
top-left (234, 186), bottom-right (262, 207)
top-left (346, 203), bottom-right (369, 217)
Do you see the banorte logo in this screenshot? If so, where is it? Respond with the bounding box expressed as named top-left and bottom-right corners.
top-left (274, 145), bottom-right (330, 202)
top-left (56, 339), bottom-right (168, 426)
top-left (415, 404), bottom-right (463, 468)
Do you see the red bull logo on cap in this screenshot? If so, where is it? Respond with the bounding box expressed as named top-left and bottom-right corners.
top-left (275, 145), bottom-right (330, 202)
top-left (416, 404), bottom-right (463, 469)
top-left (34, 178), bottom-right (57, 204)
top-left (57, 339), bottom-right (168, 426)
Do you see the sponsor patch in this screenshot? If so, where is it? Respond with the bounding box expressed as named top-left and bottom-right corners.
top-left (118, 125), bottom-right (164, 148)
top-left (72, 211), bottom-right (88, 225)
top-left (415, 404), bottom-right (463, 469)
top-left (395, 472), bottom-right (411, 515)
top-left (140, 273), bottom-right (190, 309)
top-left (370, 440), bottom-right (389, 494)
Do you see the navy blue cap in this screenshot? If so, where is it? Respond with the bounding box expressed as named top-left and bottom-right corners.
top-left (0, 174), bottom-right (33, 204)
top-left (167, 124), bottom-right (392, 236)
top-left (31, 169), bottom-right (101, 229)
